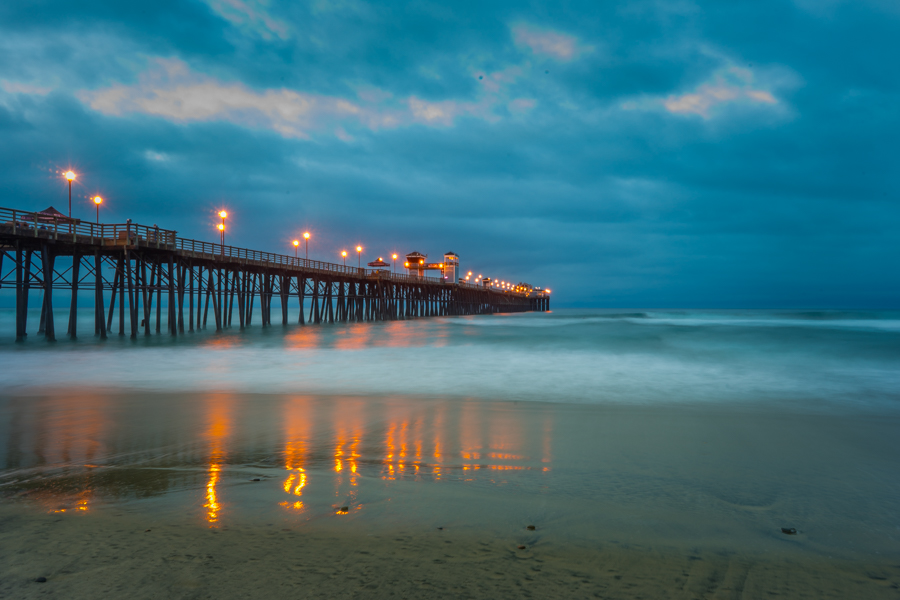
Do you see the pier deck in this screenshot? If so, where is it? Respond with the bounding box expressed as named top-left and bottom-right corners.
top-left (0, 206), bottom-right (549, 341)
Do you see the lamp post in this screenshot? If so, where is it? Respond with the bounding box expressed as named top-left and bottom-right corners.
top-left (65, 171), bottom-right (76, 218)
top-left (93, 196), bottom-right (102, 224)
top-left (292, 239), bottom-right (299, 258)
top-left (303, 232), bottom-right (310, 261)
top-left (218, 210), bottom-right (227, 256)
top-left (392, 253), bottom-right (397, 275)
top-left (356, 245), bottom-right (362, 270)
top-left (341, 250), bottom-right (347, 267)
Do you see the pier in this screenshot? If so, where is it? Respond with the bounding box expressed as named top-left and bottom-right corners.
top-left (0, 206), bottom-right (549, 341)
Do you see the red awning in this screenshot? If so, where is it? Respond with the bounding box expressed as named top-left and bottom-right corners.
top-left (21, 207), bottom-right (79, 224)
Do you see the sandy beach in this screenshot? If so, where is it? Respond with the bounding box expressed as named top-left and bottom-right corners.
top-left (2, 387), bottom-right (899, 598)
top-left (2, 503), bottom-right (898, 599)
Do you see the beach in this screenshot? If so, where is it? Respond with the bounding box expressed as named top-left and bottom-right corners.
top-left (3, 502), bottom-right (898, 599)
top-left (1, 310), bottom-right (899, 597)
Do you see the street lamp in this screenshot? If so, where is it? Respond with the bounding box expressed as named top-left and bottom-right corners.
top-left (356, 245), bottom-right (362, 269)
top-left (303, 232), bottom-right (310, 261)
top-left (218, 210), bottom-right (227, 255)
top-left (292, 239), bottom-right (299, 258)
top-left (392, 253), bottom-right (398, 275)
top-left (64, 171), bottom-right (76, 219)
top-left (341, 250), bottom-right (347, 266)
top-left (93, 196), bottom-right (102, 224)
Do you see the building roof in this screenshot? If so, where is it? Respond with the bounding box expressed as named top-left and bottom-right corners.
top-left (22, 206), bottom-right (79, 224)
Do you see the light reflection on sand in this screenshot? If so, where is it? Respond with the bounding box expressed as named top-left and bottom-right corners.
top-left (3, 392), bottom-right (556, 527)
top-left (5, 390), bottom-right (900, 566)
top-left (281, 397), bottom-right (312, 513)
top-left (203, 394), bottom-right (234, 526)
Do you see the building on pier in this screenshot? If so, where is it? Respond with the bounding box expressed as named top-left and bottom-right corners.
top-left (405, 252), bottom-right (427, 277)
top-left (443, 252), bottom-right (458, 284)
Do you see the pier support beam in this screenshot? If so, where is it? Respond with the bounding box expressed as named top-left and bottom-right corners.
top-left (41, 244), bottom-right (55, 341)
top-left (94, 251), bottom-right (107, 339)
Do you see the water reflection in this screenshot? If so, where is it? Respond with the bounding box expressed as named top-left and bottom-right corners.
top-left (281, 398), bottom-right (313, 512)
top-left (203, 394), bottom-right (234, 526)
top-left (0, 393), bottom-right (555, 525)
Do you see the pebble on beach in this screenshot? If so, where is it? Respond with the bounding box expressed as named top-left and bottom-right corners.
top-left (781, 527), bottom-right (797, 535)
top-left (35, 577), bottom-right (47, 583)
top-left (526, 525), bottom-right (536, 530)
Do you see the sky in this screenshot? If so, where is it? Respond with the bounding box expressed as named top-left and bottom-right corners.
top-left (1, 0), bottom-right (898, 308)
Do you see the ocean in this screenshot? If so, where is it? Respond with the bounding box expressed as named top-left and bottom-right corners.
top-left (1, 308), bottom-right (899, 598)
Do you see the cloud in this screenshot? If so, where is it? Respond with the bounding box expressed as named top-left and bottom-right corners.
top-left (474, 64), bottom-right (525, 94)
top-left (511, 24), bottom-right (589, 61)
top-left (79, 58), bottom-right (357, 138)
top-left (144, 150), bottom-right (171, 162)
top-left (1, 80), bottom-right (53, 95)
top-left (78, 58), bottom-right (524, 138)
top-left (408, 97), bottom-right (459, 126)
top-left (622, 65), bottom-right (784, 118)
top-left (508, 98), bottom-right (537, 114)
top-left (202, 0), bottom-right (290, 40)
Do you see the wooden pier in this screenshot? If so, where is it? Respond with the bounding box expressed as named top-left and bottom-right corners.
top-left (0, 206), bottom-right (549, 341)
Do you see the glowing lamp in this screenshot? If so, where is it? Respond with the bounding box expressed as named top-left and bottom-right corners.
top-left (218, 210), bottom-right (227, 219)
top-left (293, 240), bottom-right (299, 247)
top-left (303, 232), bottom-right (310, 240)
top-left (217, 223), bottom-right (225, 231)
top-left (93, 196), bottom-right (102, 205)
top-left (356, 246), bottom-right (362, 252)
top-left (342, 251), bottom-right (347, 257)
top-left (404, 262), bottom-right (409, 267)
top-left (65, 171), bottom-right (76, 181)
top-left (392, 254), bottom-right (398, 260)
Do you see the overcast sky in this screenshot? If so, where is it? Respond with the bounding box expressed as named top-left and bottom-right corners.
top-left (1, 0), bottom-right (897, 307)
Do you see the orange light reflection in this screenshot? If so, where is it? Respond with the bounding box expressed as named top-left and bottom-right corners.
top-left (203, 395), bottom-right (234, 526)
top-left (282, 397), bottom-right (312, 513)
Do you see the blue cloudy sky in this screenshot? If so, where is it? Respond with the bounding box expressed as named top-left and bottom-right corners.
top-left (1, 0), bottom-right (897, 307)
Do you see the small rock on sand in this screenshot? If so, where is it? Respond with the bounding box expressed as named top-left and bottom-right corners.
top-left (35, 577), bottom-right (47, 583)
top-left (526, 525), bottom-right (536, 530)
top-left (781, 527), bottom-right (797, 535)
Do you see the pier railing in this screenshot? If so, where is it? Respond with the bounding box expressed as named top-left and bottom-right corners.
top-left (0, 206), bottom-right (177, 248)
top-left (0, 205), bottom-right (524, 293)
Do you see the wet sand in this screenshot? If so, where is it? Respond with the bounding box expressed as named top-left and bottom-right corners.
top-left (2, 391), bottom-right (900, 598)
top-left (2, 504), bottom-right (899, 599)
